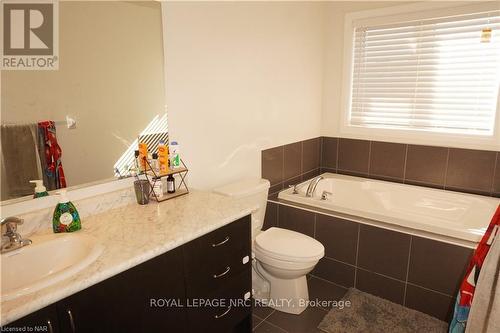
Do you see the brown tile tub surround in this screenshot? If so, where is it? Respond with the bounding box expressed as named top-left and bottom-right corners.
top-left (338, 138), bottom-right (370, 176)
top-left (446, 148), bottom-right (497, 196)
top-left (408, 236), bottom-right (472, 296)
top-left (262, 137), bottom-right (499, 197)
top-left (357, 225), bottom-right (411, 281)
top-left (320, 137), bottom-right (338, 171)
top-left (369, 141), bottom-right (406, 181)
top-left (262, 138), bottom-right (321, 197)
top-left (262, 203), bottom-right (473, 321)
top-left (319, 137), bottom-right (499, 197)
top-left (493, 153), bottom-right (500, 196)
top-left (405, 144), bottom-right (448, 187)
top-left (259, 137), bottom-right (495, 322)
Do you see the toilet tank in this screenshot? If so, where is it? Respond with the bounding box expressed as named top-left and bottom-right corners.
top-left (213, 179), bottom-right (270, 237)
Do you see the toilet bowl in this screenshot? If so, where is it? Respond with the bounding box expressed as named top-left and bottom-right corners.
top-left (253, 227), bottom-right (324, 314)
top-left (213, 179), bottom-right (325, 315)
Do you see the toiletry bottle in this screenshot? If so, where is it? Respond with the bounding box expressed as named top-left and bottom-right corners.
top-left (30, 180), bottom-right (49, 198)
top-left (158, 140), bottom-right (169, 175)
top-left (170, 141), bottom-right (181, 169)
top-left (167, 175), bottom-right (175, 194)
top-left (161, 177), bottom-right (168, 194)
top-left (138, 142), bottom-right (149, 172)
top-left (134, 150), bottom-right (140, 171)
top-left (52, 189), bottom-right (81, 233)
top-left (151, 153), bottom-right (160, 175)
top-left (152, 179), bottom-right (163, 199)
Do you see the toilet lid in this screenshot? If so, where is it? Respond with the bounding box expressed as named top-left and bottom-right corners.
top-left (255, 227), bottom-right (324, 262)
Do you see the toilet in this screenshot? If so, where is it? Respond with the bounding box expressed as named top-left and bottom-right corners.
top-left (214, 179), bottom-right (324, 315)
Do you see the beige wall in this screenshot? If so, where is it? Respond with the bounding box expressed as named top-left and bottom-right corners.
top-left (1, 1), bottom-right (165, 187)
top-left (164, 1), bottom-right (325, 190)
top-left (164, 1), bottom-right (422, 190)
top-left (5, 1), bottom-right (481, 194)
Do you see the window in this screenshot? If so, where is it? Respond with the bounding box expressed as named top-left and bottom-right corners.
top-left (342, 3), bottom-right (500, 149)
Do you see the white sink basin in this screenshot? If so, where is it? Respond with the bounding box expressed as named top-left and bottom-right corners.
top-left (1, 233), bottom-right (103, 301)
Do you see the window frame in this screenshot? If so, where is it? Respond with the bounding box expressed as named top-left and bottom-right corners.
top-left (340, 2), bottom-right (500, 150)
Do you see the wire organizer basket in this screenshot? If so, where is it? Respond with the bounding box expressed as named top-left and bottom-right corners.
top-left (142, 157), bottom-right (189, 202)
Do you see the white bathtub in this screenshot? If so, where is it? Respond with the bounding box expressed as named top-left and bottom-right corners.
top-left (278, 173), bottom-right (499, 247)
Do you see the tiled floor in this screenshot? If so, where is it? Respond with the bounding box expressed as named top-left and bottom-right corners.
top-left (252, 276), bottom-right (348, 333)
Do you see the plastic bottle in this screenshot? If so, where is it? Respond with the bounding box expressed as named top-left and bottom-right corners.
top-left (52, 189), bottom-right (81, 233)
top-left (30, 180), bottom-right (49, 198)
top-left (170, 141), bottom-right (181, 169)
top-left (158, 140), bottom-right (169, 175)
top-left (138, 142), bottom-right (149, 172)
top-left (151, 178), bottom-right (163, 199)
top-left (150, 153), bottom-right (160, 176)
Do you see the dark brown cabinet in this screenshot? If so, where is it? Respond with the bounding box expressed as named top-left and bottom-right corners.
top-left (184, 216), bottom-right (252, 332)
top-left (57, 246), bottom-right (186, 333)
top-left (4, 215), bottom-right (251, 333)
top-left (183, 216), bottom-right (251, 297)
top-left (187, 270), bottom-right (252, 333)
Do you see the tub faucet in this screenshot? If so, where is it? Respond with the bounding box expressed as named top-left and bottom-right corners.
top-left (1, 216), bottom-right (32, 254)
top-left (305, 176), bottom-right (324, 197)
top-left (288, 184), bottom-right (300, 194)
top-left (321, 191), bottom-right (333, 200)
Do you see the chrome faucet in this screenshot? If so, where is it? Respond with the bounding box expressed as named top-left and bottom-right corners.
top-left (321, 191), bottom-right (333, 200)
top-left (1, 217), bottom-right (32, 253)
top-left (288, 184), bottom-right (300, 194)
top-left (305, 176), bottom-right (324, 197)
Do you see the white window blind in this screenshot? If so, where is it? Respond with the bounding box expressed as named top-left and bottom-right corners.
top-left (350, 10), bottom-right (500, 135)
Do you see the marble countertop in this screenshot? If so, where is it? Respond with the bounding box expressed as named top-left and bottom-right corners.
top-left (1, 190), bottom-right (255, 325)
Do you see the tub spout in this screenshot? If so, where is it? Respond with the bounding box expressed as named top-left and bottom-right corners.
top-left (305, 176), bottom-right (324, 197)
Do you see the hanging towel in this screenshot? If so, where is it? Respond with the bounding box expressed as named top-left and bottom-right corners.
top-left (37, 121), bottom-right (66, 190)
top-left (0, 123), bottom-right (42, 200)
top-left (466, 227), bottom-right (500, 332)
top-left (449, 205), bottom-right (500, 333)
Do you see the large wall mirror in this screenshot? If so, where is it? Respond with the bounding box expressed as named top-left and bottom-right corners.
top-left (0, 1), bottom-right (166, 202)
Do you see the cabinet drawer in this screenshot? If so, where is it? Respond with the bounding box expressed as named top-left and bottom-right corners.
top-left (183, 215), bottom-right (251, 296)
top-left (187, 269), bottom-right (252, 333)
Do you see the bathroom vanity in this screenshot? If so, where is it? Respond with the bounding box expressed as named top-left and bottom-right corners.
top-left (1, 190), bottom-right (255, 333)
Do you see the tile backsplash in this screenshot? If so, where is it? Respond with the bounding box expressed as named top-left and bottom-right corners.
top-left (262, 138), bottom-right (321, 196)
top-left (262, 136), bottom-right (500, 197)
top-left (320, 137), bottom-right (499, 197)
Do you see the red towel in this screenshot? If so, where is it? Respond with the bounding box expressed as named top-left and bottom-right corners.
top-left (458, 205), bottom-right (500, 307)
top-left (38, 121), bottom-right (66, 188)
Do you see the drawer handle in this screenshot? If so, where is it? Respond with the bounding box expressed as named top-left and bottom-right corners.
top-left (213, 266), bottom-right (231, 279)
top-left (47, 319), bottom-right (53, 333)
top-left (67, 309), bottom-right (76, 333)
top-left (212, 236), bottom-right (230, 247)
top-left (214, 305), bottom-right (232, 319)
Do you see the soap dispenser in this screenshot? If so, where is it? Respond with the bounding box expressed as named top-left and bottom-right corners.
top-left (52, 189), bottom-right (81, 233)
top-left (30, 180), bottom-right (49, 198)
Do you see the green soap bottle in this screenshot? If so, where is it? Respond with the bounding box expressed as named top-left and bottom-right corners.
top-left (53, 189), bottom-right (81, 233)
top-left (30, 180), bottom-right (49, 198)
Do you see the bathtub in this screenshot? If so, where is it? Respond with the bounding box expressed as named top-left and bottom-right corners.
top-left (278, 173), bottom-right (499, 246)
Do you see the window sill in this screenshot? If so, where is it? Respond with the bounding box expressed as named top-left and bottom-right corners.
top-left (339, 124), bottom-right (500, 151)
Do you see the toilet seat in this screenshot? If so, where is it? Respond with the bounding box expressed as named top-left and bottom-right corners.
top-left (255, 227), bottom-right (324, 263)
